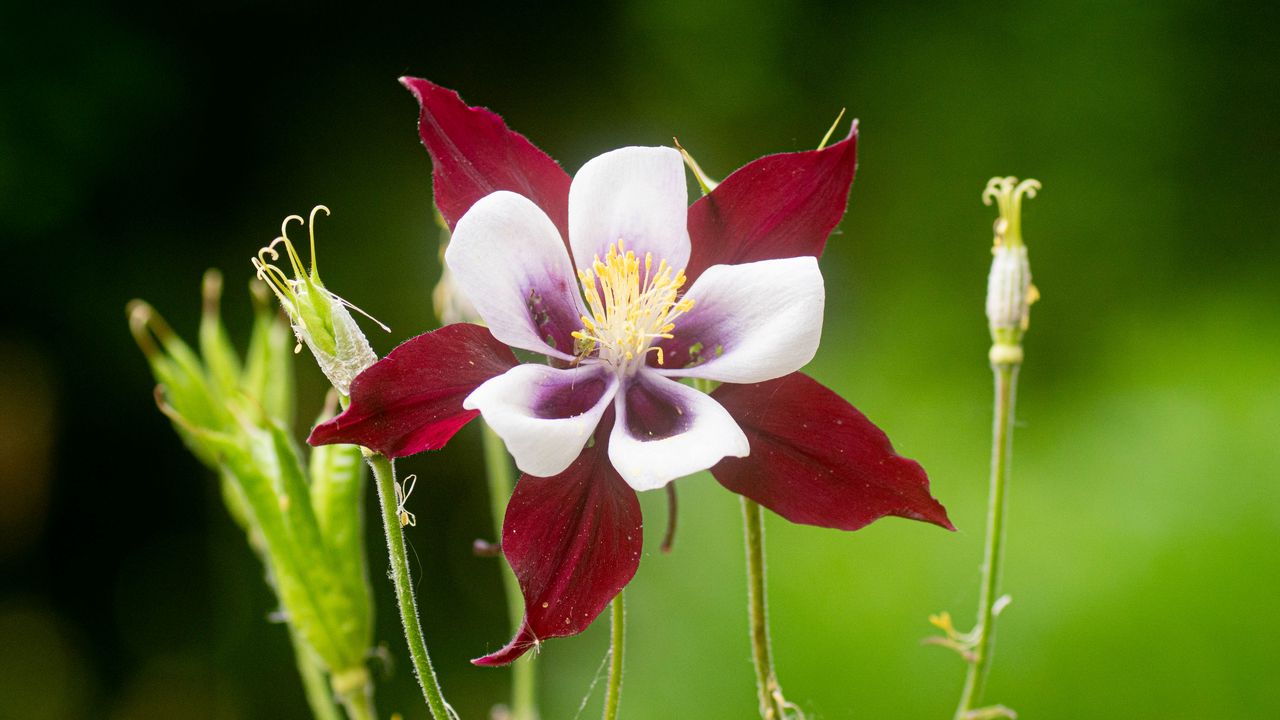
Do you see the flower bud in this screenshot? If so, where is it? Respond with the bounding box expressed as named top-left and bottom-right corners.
top-left (983, 177), bottom-right (1041, 365)
top-left (430, 210), bottom-right (482, 325)
top-left (252, 206), bottom-right (385, 395)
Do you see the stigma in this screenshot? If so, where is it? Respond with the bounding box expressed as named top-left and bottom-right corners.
top-left (251, 205), bottom-right (330, 315)
top-left (571, 240), bottom-right (695, 373)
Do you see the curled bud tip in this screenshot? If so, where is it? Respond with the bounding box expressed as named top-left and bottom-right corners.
top-left (127, 300), bottom-right (160, 358)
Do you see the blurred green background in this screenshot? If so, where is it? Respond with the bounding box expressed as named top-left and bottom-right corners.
top-left (2, 1), bottom-right (1277, 717)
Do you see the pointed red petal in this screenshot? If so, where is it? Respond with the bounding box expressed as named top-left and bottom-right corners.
top-left (684, 125), bottom-right (858, 284)
top-left (307, 323), bottom-right (517, 458)
top-left (711, 373), bottom-right (953, 531)
top-left (473, 420), bottom-right (643, 666)
top-left (401, 77), bottom-right (571, 241)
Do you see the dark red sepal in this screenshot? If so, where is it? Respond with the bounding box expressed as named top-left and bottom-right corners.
top-left (684, 124), bottom-right (858, 284)
top-left (474, 418), bottom-right (643, 666)
top-left (401, 77), bottom-right (571, 241)
top-left (308, 323), bottom-right (517, 458)
top-left (711, 372), bottom-right (953, 531)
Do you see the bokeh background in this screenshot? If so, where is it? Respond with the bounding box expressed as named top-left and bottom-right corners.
top-left (2, 1), bottom-right (1278, 718)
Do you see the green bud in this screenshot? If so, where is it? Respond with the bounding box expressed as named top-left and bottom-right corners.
top-left (431, 210), bottom-right (482, 326)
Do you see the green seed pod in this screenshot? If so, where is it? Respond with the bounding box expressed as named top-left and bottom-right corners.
top-left (127, 299), bottom-right (230, 462)
top-left (309, 394), bottom-right (373, 652)
top-left (243, 280), bottom-right (297, 427)
top-left (266, 422), bottom-right (370, 671)
top-left (199, 269), bottom-right (243, 399)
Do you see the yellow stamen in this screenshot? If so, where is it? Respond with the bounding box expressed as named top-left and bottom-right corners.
top-left (573, 240), bottom-right (694, 370)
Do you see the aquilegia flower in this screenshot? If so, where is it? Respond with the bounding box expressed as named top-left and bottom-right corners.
top-left (449, 145), bottom-right (824, 490)
top-left (309, 78), bottom-right (952, 665)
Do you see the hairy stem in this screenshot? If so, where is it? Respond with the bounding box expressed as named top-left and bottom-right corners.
top-left (482, 423), bottom-right (538, 720)
top-left (743, 497), bottom-right (790, 720)
top-left (368, 454), bottom-right (452, 719)
top-left (602, 592), bottom-right (626, 720)
top-left (955, 363), bottom-right (1020, 719)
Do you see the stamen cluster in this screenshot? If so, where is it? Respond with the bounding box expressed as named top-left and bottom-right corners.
top-left (571, 240), bottom-right (695, 372)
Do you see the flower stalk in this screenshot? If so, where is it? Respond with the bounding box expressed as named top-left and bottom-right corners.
top-left (948, 176), bottom-right (1039, 720)
top-left (368, 453), bottom-right (454, 720)
top-left (602, 592), bottom-right (626, 720)
top-left (953, 363), bottom-right (1019, 720)
top-left (742, 497), bottom-right (795, 720)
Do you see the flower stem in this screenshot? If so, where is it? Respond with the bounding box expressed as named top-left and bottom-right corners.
top-left (602, 592), bottom-right (625, 720)
top-left (742, 497), bottom-right (791, 720)
top-left (368, 453), bottom-right (452, 720)
top-left (954, 362), bottom-right (1020, 719)
top-left (481, 423), bottom-right (539, 720)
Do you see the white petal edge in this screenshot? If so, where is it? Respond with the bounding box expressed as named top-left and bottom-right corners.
top-left (657, 256), bottom-right (825, 384)
top-left (608, 370), bottom-right (749, 492)
top-left (464, 362), bottom-right (618, 478)
top-left (569, 146), bottom-right (691, 273)
top-left (446, 191), bottom-right (583, 360)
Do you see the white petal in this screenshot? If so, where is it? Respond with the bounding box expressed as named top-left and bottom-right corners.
top-left (608, 370), bottom-right (749, 492)
top-left (447, 191), bottom-right (585, 360)
top-left (569, 146), bottom-right (691, 272)
top-left (465, 362), bottom-right (618, 478)
top-left (656, 257), bottom-right (825, 384)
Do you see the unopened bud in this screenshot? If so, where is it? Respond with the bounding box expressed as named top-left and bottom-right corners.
top-left (431, 210), bottom-right (483, 325)
top-left (983, 177), bottom-right (1040, 365)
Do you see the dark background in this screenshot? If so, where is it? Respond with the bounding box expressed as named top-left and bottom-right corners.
top-left (2, 1), bottom-right (1278, 718)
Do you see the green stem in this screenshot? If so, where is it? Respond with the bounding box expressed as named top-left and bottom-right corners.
top-left (602, 593), bottom-right (625, 720)
top-left (742, 497), bottom-right (790, 720)
top-left (288, 627), bottom-right (343, 720)
top-left (368, 454), bottom-right (452, 719)
top-left (481, 423), bottom-right (539, 720)
top-left (954, 362), bottom-right (1020, 719)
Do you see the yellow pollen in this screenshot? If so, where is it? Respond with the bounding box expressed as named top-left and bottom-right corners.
top-left (573, 240), bottom-right (694, 369)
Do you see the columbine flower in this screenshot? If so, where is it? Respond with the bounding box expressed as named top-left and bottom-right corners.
top-left (447, 145), bottom-right (825, 490)
top-left (309, 78), bottom-right (953, 665)
top-left (252, 206), bottom-right (385, 395)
